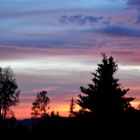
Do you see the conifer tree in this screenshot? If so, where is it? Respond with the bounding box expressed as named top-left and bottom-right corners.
top-left (77, 54), bottom-right (134, 114)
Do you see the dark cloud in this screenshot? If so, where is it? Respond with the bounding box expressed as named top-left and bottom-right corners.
top-left (127, 0), bottom-right (140, 5)
top-left (60, 15), bottom-right (103, 25)
top-left (95, 25), bottom-right (140, 38)
top-left (127, 0), bottom-right (140, 11)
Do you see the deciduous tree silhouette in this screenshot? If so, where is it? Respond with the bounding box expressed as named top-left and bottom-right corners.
top-left (77, 54), bottom-right (134, 114)
top-left (0, 67), bottom-right (20, 119)
top-left (31, 90), bottom-right (49, 118)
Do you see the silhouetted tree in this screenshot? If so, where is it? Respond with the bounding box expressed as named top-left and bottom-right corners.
top-left (6, 108), bottom-right (15, 119)
top-left (50, 111), bottom-right (60, 118)
top-left (69, 97), bottom-right (75, 117)
top-left (77, 54), bottom-right (134, 114)
top-left (56, 111), bottom-right (59, 117)
top-left (31, 90), bottom-right (49, 118)
top-left (0, 67), bottom-right (20, 119)
top-left (50, 111), bottom-right (55, 117)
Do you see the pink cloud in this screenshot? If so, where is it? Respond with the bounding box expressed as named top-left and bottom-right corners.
top-left (0, 43), bottom-right (140, 120)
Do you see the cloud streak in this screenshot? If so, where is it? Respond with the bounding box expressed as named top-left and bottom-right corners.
top-left (94, 25), bottom-right (140, 38)
top-left (60, 15), bottom-right (104, 25)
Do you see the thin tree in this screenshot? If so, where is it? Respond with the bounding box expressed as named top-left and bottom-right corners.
top-left (0, 67), bottom-right (20, 119)
top-left (31, 90), bottom-right (49, 119)
top-left (77, 54), bottom-right (134, 114)
top-left (69, 97), bottom-right (75, 117)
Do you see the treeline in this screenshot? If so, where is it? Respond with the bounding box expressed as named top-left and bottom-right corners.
top-left (0, 54), bottom-right (140, 138)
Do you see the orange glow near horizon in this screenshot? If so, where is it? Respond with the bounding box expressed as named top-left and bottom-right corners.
top-left (12, 100), bottom-right (140, 120)
top-left (12, 101), bottom-right (81, 119)
top-left (131, 101), bottom-right (140, 110)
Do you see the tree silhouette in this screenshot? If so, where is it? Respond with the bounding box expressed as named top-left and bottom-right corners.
top-left (31, 90), bottom-right (49, 119)
top-left (69, 97), bottom-right (75, 117)
top-left (0, 67), bottom-right (20, 119)
top-left (50, 111), bottom-right (55, 117)
top-left (6, 108), bottom-right (15, 119)
top-left (77, 54), bottom-right (134, 114)
top-left (50, 111), bottom-right (59, 117)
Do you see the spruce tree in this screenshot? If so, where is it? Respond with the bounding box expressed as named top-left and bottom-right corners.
top-left (77, 54), bottom-right (134, 114)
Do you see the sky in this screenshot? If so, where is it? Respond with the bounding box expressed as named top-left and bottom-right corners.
top-left (0, 0), bottom-right (140, 119)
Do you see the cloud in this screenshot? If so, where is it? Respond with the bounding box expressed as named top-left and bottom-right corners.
top-left (95, 24), bottom-right (140, 37)
top-left (0, 43), bottom-right (99, 61)
top-left (60, 15), bottom-right (103, 25)
top-left (127, 0), bottom-right (140, 11)
top-left (127, 0), bottom-right (140, 6)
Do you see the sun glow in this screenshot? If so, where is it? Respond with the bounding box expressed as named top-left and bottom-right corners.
top-left (12, 99), bottom-right (81, 119)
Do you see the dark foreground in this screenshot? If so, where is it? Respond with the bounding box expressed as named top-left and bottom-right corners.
top-left (0, 111), bottom-right (140, 139)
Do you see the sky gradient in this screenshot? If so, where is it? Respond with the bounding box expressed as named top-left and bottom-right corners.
top-left (0, 0), bottom-right (140, 119)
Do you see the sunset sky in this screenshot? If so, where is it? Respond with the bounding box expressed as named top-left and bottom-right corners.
top-left (0, 0), bottom-right (140, 119)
